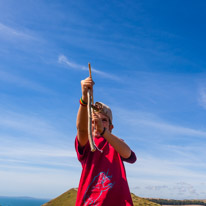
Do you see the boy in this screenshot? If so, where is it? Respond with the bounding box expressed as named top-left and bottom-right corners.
top-left (75, 77), bottom-right (136, 205)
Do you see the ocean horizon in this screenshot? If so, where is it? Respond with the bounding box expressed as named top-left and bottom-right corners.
top-left (0, 196), bottom-right (50, 206)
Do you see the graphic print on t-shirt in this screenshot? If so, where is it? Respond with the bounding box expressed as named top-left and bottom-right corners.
top-left (83, 170), bottom-right (114, 205)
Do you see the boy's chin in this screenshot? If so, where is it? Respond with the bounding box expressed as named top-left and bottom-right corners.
top-left (93, 131), bottom-right (100, 137)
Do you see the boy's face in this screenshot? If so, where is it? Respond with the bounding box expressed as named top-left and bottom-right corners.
top-left (92, 112), bottom-right (113, 137)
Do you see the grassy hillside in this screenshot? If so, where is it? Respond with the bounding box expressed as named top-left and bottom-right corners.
top-left (42, 188), bottom-right (77, 206)
top-left (42, 188), bottom-right (160, 206)
top-left (131, 193), bottom-right (160, 206)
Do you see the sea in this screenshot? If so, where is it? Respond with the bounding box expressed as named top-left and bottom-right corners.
top-left (0, 197), bottom-right (50, 206)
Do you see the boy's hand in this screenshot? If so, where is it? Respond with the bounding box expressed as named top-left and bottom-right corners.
top-left (92, 112), bottom-right (104, 135)
top-left (81, 77), bottom-right (95, 102)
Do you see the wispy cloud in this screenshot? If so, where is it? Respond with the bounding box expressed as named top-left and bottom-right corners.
top-left (0, 166), bottom-right (80, 198)
top-left (133, 181), bottom-right (202, 199)
top-left (58, 55), bottom-right (119, 80)
top-left (198, 87), bottom-right (206, 110)
top-left (137, 119), bottom-right (206, 137)
top-left (114, 107), bottom-right (206, 138)
top-left (126, 153), bottom-right (206, 199)
top-left (0, 108), bottom-right (78, 176)
top-left (144, 182), bottom-right (197, 196)
top-left (0, 109), bottom-right (68, 142)
top-left (0, 143), bottom-right (78, 172)
top-left (0, 70), bottom-right (51, 93)
top-left (116, 104), bottom-right (206, 199)
top-left (126, 151), bottom-right (206, 181)
top-left (0, 145), bottom-right (76, 159)
top-left (0, 22), bottom-right (35, 40)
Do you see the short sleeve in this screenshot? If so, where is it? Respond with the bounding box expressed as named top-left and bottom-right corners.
top-left (75, 136), bottom-right (90, 163)
top-left (121, 150), bottom-right (137, 164)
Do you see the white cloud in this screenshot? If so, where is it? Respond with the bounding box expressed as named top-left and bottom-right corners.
top-left (0, 70), bottom-right (51, 93)
top-left (137, 119), bottom-right (206, 137)
top-left (131, 181), bottom-right (203, 199)
top-left (0, 145), bottom-right (76, 159)
top-left (126, 154), bottom-right (206, 199)
top-left (198, 87), bottom-right (206, 110)
top-left (0, 110), bottom-right (67, 141)
top-left (0, 22), bottom-right (35, 40)
top-left (0, 108), bottom-right (77, 171)
top-left (128, 157), bottom-right (206, 180)
top-left (0, 105), bottom-right (78, 198)
top-left (58, 55), bottom-right (119, 80)
top-left (0, 167), bottom-right (80, 198)
top-left (58, 55), bottom-right (86, 70)
top-left (113, 106), bottom-right (206, 199)
top-left (114, 107), bottom-right (206, 138)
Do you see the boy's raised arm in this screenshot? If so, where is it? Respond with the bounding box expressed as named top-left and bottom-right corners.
top-left (76, 77), bottom-right (94, 147)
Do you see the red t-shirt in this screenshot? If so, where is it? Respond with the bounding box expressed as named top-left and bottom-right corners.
top-left (75, 135), bottom-right (136, 206)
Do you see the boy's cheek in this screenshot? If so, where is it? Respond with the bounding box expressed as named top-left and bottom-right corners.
top-left (92, 130), bottom-right (100, 137)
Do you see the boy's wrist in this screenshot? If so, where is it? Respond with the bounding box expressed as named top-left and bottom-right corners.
top-left (81, 95), bottom-right (87, 103)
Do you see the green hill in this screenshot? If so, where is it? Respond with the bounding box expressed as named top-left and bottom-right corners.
top-left (42, 188), bottom-right (160, 206)
top-left (42, 188), bottom-right (77, 206)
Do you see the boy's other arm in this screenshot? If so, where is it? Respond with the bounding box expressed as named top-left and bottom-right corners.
top-left (103, 130), bottom-right (132, 159)
top-left (93, 112), bottom-right (132, 159)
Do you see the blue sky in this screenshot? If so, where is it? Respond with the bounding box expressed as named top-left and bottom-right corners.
top-left (1, 0), bottom-right (206, 200)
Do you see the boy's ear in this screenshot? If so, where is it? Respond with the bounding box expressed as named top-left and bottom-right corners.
top-left (109, 124), bottom-right (114, 132)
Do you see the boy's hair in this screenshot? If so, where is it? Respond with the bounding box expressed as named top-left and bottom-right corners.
top-left (94, 102), bottom-right (113, 125)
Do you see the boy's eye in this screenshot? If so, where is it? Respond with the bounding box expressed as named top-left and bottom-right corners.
top-left (102, 118), bottom-right (108, 122)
